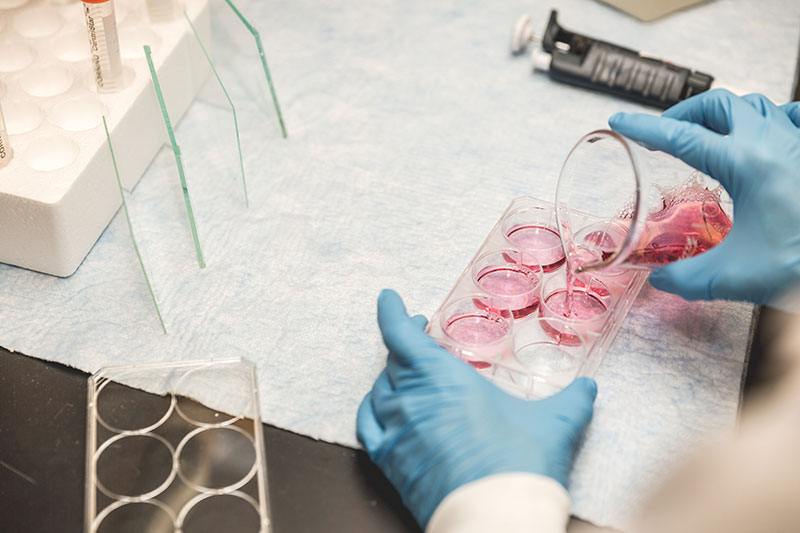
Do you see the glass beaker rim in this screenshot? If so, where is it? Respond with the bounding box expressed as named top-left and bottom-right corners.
top-left (555, 128), bottom-right (646, 273)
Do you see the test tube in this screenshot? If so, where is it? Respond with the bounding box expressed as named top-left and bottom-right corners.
top-left (82, 0), bottom-right (124, 92)
top-left (147, 0), bottom-right (178, 22)
top-left (0, 102), bottom-right (13, 170)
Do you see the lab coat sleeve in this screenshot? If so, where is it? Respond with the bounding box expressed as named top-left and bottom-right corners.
top-left (426, 473), bottom-right (571, 533)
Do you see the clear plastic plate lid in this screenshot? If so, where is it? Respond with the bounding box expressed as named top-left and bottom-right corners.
top-left (85, 357), bottom-right (270, 533)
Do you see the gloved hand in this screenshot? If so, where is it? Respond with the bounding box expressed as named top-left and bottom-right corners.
top-left (357, 289), bottom-right (597, 528)
top-left (609, 89), bottom-right (800, 306)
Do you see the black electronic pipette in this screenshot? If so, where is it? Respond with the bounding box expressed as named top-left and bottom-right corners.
top-left (511, 10), bottom-right (714, 109)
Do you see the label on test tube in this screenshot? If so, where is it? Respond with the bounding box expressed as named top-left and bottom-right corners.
top-left (82, 0), bottom-right (123, 92)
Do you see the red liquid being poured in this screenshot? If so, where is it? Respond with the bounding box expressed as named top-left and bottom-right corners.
top-left (475, 265), bottom-right (540, 318)
top-left (568, 247), bottom-right (611, 296)
top-left (628, 199), bottom-right (732, 267)
top-left (505, 224), bottom-right (566, 272)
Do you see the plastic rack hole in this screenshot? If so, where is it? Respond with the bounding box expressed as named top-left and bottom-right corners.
top-left (23, 136), bottom-right (79, 172)
top-left (53, 31), bottom-right (91, 62)
top-left (20, 66), bottom-right (73, 97)
top-left (5, 101), bottom-right (43, 135)
top-left (13, 8), bottom-right (63, 38)
top-left (0, 43), bottom-right (34, 72)
top-left (119, 27), bottom-right (162, 59)
top-left (50, 97), bottom-right (107, 131)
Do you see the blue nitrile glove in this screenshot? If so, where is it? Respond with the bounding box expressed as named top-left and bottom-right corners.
top-left (357, 289), bottom-right (597, 528)
top-left (609, 89), bottom-right (800, 306)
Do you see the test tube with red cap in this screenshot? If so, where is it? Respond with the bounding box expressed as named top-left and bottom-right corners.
top-left (82, 0), bottom-right (124, 92)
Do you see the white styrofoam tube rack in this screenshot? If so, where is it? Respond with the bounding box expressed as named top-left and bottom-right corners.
top-left (0, 0), bottom-right (211, 276)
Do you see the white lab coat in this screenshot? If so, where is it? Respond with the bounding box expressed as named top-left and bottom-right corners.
top-left (428, 308), bottom-right (800, 533)
top-left (428, 473), bottom-right (571, 533)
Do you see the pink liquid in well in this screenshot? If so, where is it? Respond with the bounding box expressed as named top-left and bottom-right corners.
top-left (575, 222), bottom-right (634, 276)
top-left (545, 290), bottom-right (607, 319)
top-left (582, 229), bottom-right (621, 263)
top-left (579, 231), bottom-right (628, 276)
top-left (445, 313), bottom-right (509, 345)
top-left (444, 313), bottom-right (509, 369)
top-left (539, 289), bottom-right (608, 345)
top-left (583, 230), bottom-right (618, 256)
top-left (628, 199), bottom-right (732, 267)
top-left (505, 224), bottom-right (566, 272)
top-left (475, 265), bottom-right (540, 318)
